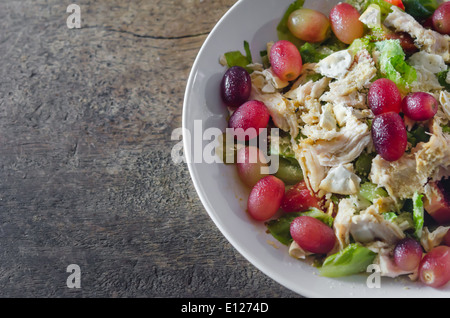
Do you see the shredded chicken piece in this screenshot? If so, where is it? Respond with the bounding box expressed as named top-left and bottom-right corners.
top-left (370, 118), bottom-right (450, 199)
top-left (350, 206), bottom-right (405, 245)
top-left (250, 74), bottom-right (299, 137)
top-left (284, 77), bottom-right (330, 102)
top-left (319, 164), bottom-right (361, 195)
top-left (384, 6), bottom-right (450, 62)
top-left (324, 49), bottom-right (377, 99)
top-left (333, 198), bottom-right (357, 250)
top-left (313, 112), bottom-right (371, 167)
top-left (293, 141), bottom-right (327, 194)
top-left (289, 241), bottom-right (313, 259)
top-left (421, 226), bottom-right (450, 252)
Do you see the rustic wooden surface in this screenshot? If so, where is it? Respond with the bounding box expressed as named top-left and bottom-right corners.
top-left (0, 0), bottom-right (301, 297)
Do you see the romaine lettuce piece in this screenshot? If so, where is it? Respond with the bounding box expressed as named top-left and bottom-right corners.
top-left (375, 39), bottom-right (417, 92)
top-left (403, 0), bottom-right (439, 20)
top-left (318, 243), bottom-right (377, 277)
top-left (270, 131), bottom-right (295, 159)
top-left (354, 151), bottom-right (376, 180)
top-left (407, 124), bottom-right (430, 148)
top-left (275, 157), bottom-right (304, 185)
top-left (442, 124), bottom-right (450, 134)
top-left (299, 42), bottom-right (329, 63)
top-left (437, 70), bottom-right (450, 91)
top-left (223, 41), bottom-right (253, 73)
top-left (359, 182), bottom-right (388, 203)
top-left (413, 192), bottom-right (424, 239)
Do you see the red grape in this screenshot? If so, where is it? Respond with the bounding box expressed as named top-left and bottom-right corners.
top-left (287, 8), bottom-right (330, 43)
top-left (329, 3), bottom-right (364, 45)
top-left (393, 238), bottom-right (423, 271)
top-left (290, 216), bottom-right (336, 254)
top-left (402, 92), bottom-right (439, 121)
top-left (220, 66), bottom-right (252, 108)
top-left (424, 179), bottom-right (450, 225)
top-left (281, 181), bottom-right (322, 213)
top-left (371, 112), bottom-right (407, 161)
top-left (368, 78), bottom-right (403, 115)
top-left (247, 175), bottom-right (285, 221)
top-left (228, 100), bottom-right (270, 141)
top-left (269, 40), bottom-right (302, 82)
top-left (432, 2), bottom-right (450, 35)
top-left (236, 146), bottom-right (268, 188)
top-left (418, 246), bottom-right (450, 288)
top-left (443, 229), bottom-right (450, 247)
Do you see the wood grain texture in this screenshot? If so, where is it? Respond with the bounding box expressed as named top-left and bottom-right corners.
top-left (0, 0), bottom-right (301, 297)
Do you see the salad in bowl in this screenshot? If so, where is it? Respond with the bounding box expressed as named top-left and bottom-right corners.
top-left (216, 0), bottom-right (450, 288)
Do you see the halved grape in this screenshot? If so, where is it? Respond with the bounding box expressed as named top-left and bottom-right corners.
top-left (220, 66), bottom-right (252, 108)
top-left (432, 2), bottom-right (450, 35)
top-left (329, 3), bottom-right (365, 45)
top-left (402, 92), bottom-right (439, 121)
top-left (281, 181), bottom-right (321, 213)
top-left (418, 246), bottom-right (450, 288)
top-left (269, 40), bottom-right (303, 82)
top-left (228, 100), bottom-right (270, 141)
top-left (247, 176), bottom-right (285, 221)
top-left (393, 238), bottom-right (423, 271)
top-left (443, 229), bottom-right (450, 247)
top-left (368, 78), bottom-right (403, 115)
top-left (236, 146), bottom-right (268, 188)
top-left (371, 112), bottom-right (407, 161)
top-left (424, 179), bottom-right (450, 225)
top-left (287, 8), bottom-right (330, 43)
top-left (290, 216), bottom-right (336, 254)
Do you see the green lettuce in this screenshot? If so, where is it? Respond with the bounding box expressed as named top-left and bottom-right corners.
top-left (359, 182), bottom-right (389, 203)
top-left (407, 124), bottom-right (430, 148)
top-left (437, 70), bottom-right (450, 91)
top-left (299, 36), bottom-right (348, 63)
top-left (299, 42), bottom-right (329, 63)
top-left (223, 41), bottom-right (253, 73)
top-left (318, 243), bottom-right (377, 277)
top-left (375, 40), bottom-right (417, 92)
top-left (413, 192), bottom-right (424, 239)
top-left (442, 124), bottom-right (450, 134)
top-left (403, 0), bottom-right (439, 20)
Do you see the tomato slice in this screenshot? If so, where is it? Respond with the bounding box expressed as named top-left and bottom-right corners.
top-left (384, 0), bottom-right (405, 11)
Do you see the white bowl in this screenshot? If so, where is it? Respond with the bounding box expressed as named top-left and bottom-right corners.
top-left (182, 0), bottom-right (450, 297)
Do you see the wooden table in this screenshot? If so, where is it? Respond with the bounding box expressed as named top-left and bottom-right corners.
top-left (0, 0), bottom-right (300, 297)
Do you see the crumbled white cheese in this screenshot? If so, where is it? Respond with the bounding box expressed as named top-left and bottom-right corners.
top-left (314, 50), bottom-right (353, 79)
top-left (408, 51), bottom-right (447, 74)
top-left (319, 164), bottom-right (361, 195)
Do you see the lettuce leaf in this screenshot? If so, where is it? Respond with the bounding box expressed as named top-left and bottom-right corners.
top-left (442, 124), bottom-right (450, 134)
top-left (359, 182), bottom-right (388, 203)
top-left (299, 42), bottom-right (329, 63)
top-left (223, 41), bottom-right (253, 73)
top-left (407, 124), bottom-right (430, 148)
top-left (318, 243), bottom-right (377, 277)
top-left (413, 192), bottom-right (424, 239)
top-left (437, 70), bottom-right (450, 91)
top-left (403, 0), bottom-right (439, 20)
top-left (375, 40), bottom-right (417, 92)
